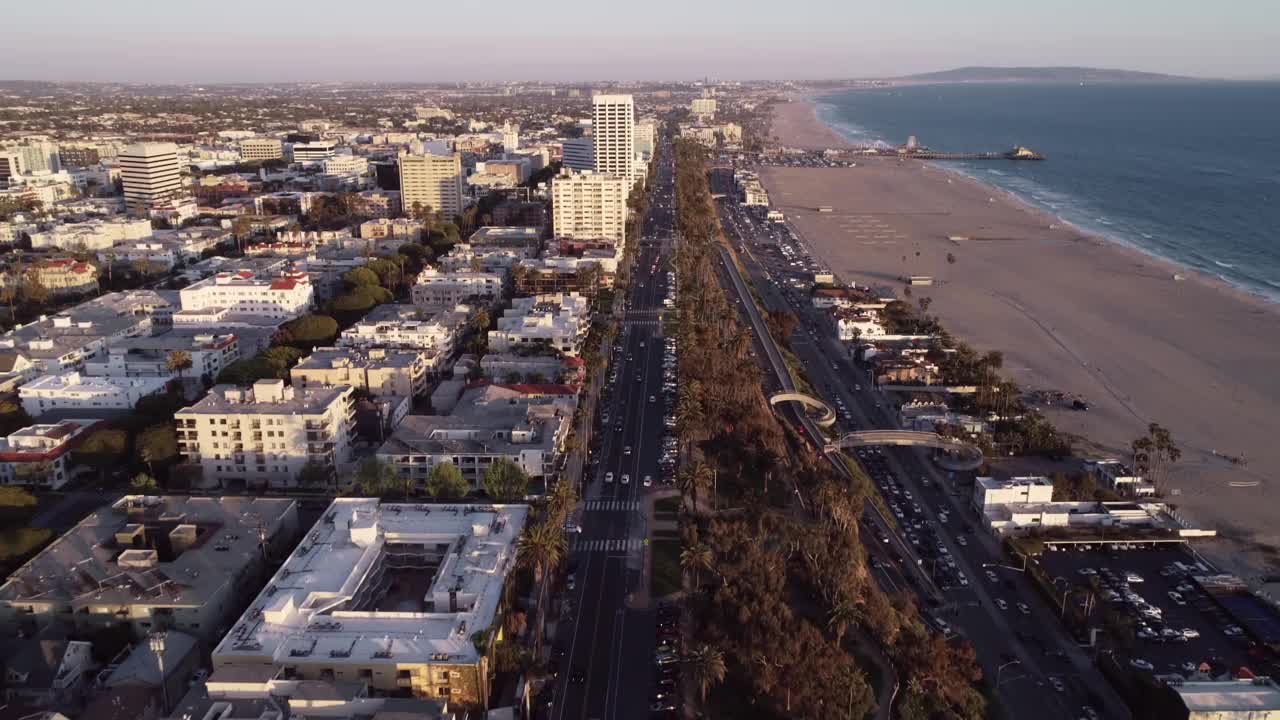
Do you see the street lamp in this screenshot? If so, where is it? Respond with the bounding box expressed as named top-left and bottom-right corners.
top-left (995, 659), bottom-right (1021, 687)
top-left (149, 632), bottom-right (169, 712)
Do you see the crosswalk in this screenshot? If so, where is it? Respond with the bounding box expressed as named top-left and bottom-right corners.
top-left (575, 538), bottom-right (646, 552)
top-left (584, 500), bottom-right (642, 512)
top-left (620, 319), bottom-right (662, 327)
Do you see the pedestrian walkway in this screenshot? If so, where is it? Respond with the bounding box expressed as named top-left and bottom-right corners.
top-left (584, 499), bottom-right (643, 512)
top-left (575, 538), bottom-right (646, 552)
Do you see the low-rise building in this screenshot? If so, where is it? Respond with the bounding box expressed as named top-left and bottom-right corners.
top-left (378, 381), bottom-right (574, 489)
top-left (0, 419), bottom-right (101, 490)
top-left (1172, 677), bottom-right (1280, 719)
top-left (479, 353), bottom-right (581, 384)
top-left (0, 293), bottom-right (156, 374)
top-left (175, 269), bottom-right (314, 325)
top-left (19, 370), bottom-right (170, 418)
top-left (359, 217), bottom-right (422, 240)
top-left (467, 226), bottom-right (542, 252)
top-left (175, 380), bottom-right (356, 491)
top-left (210, 499), bottom-right (527, 710)
top-left (437, 243), bottom-right (529, 273)
top-left (1088, 459), bottom-right (1157, 497)
top-left (28, 217), bottom-right (152, 251)
top-left (99, 240), bottom-right (180, 271)
top-left (2, 629), bottom-right (96, 709)
top-left (411, 267), bottom-right (505, 311)
top-left (291, 347), bottom-right (430, 397)
top-left (337, 304), bottom-right (467, 362)
top-left (30, 258), bottom-right (100, 297)
top-left (165, 672), bottom-right (457, 720)
top-left (0, 494), bottom-right (301, 641)
top-left (972, 475), bottom-right (1207, 538)
top-left (488, 293), bottom-right (590, 357)
top-left (239, 137), bottom-right (284, 163)
top-left (84, 332), bottom-right (240, 382)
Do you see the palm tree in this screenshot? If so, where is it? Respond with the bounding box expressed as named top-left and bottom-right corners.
top-left (166, 350), bottom-right (193, 383)
top-left (680, 542), bottom-right (714, 589)
top-left (827, 600), bottom-right (864, 648)
top-left (547, 479), bottom-right (577, 527)
top-left (687, 645), bottom-right (727, 703)
top-left (516, 520), bottom-right (565, 657)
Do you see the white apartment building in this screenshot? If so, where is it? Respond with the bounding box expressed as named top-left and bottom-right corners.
top-left (99, 240), bottom-right (179, 271)
top-left (0, 494), bottom-right (300, 642)
top-left (322, 154), bottom-right (369, 176)
top-left (551, 171), bottom-right (627, 244)
top-left (175, 380), bottom-right (356, 490)
top-left (211, 499), bottom-right (527, 709)
top-left (119, 142), bottom-right (185, 215)
top-left (238, 137), bottom-right (284, 162)
top-left (691, 97), bottom-right (717, 119)
top-left (411, 267), bottom-right (505, 310)
top-left (336, 304), bottom-right (467, 364)
top-left (561, 137), bottom-right (594, 172)
top-left (291, 346), bottom-right (430, 398)
top-left (1088, 459), bottom-right (1157, 497)
top-left (438, 243), bottom-right (529, 273)
top-left (176, 269), bottom-right (314, 323)
top-left (29, 217), bottom-right (153, 251)
top-left (972, 476), bottom-right (1055, 510)
top-left (592, 94), bottom-right (635, 182)
top-left (399, 147), bottom-right (464, 220)
top-left (0, 419), bottom-right (101, 490)
top-left (488, 293), bottom-right (591, 356)
top-left (19, 371), bottom-right (169, 417)
top-left (835, 314), bottom-right (887, 341)
top-left (84, 332), bottom-right (240, 381)
top-left (290, 140), bottom-right (338, 166)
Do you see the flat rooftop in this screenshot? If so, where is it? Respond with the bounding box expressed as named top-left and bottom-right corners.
top-left (213, 499), bottom-right (528, 667)
top-left (1175, 679), bottom-right (1280, 712)
top-left (0, 495), bottom-right (296, 608)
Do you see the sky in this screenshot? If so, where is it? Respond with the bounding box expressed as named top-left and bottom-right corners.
top-left (5, 0), bottom-right (1278, 82)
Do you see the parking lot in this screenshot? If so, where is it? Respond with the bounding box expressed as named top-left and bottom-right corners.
top-left (1037, 545), bottom-right (1273, 678)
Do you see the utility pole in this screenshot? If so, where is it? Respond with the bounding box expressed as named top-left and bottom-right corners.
top-left (150, 632), bottom-right (169, 712)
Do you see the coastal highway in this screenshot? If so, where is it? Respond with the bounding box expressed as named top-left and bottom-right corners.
top-left (713, 188), bottom-right (1132, 720)
top-left (548, 143), bottom-right (676, 720)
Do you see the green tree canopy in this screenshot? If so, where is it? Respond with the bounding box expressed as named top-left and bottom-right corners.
top-left (277, 314), bottom-right (339, 348)
top-left (136, 424), bottom-right (178, 472)
top-left (342, 267), bottom-right (381, 288)
top-left (483, 458), bottom-right (528, 502)
top-left (426, 462), bottom-right (469, 500)
top-left (354, 457), bottom-right (399, 496)
top-left (73, 428), bottom-right (128, 478)
top-left (130, 473), bottom-right (159, 491)
top-left (0, 487), bottom-right (38, 508)
top-left (0, 399), bottom-right (33, 436)
top-left (298, 459), bottom-right (335, 488)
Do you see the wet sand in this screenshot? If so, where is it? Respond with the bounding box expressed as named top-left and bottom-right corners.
top-left (764, 98), bottom-right (1280, 581)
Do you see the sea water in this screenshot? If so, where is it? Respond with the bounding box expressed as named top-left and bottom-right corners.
top-left (816, 82), bottom-right (1280, 302)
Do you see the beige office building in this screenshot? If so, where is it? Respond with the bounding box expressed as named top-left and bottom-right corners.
top-left (119, 142), bottom-right (185, 215)
top-left (399, 148), bottom-right (464, 220)
top-left (239, 137), bottom-right (284, 162)
top-left (552, 171), bottom-right (627, 244)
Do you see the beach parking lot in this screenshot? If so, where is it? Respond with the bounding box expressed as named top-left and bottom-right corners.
top-left (1036, 545), bottom-right (1277, 678)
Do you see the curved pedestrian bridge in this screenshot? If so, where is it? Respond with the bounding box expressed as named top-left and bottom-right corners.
top-left (826, 430), bottom-right (985, 471)
top-left (768, 392), bottom-right (837, 427)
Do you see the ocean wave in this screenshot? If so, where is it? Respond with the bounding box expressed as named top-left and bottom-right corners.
top-left (1213, 260), bottom-right (1236, 269)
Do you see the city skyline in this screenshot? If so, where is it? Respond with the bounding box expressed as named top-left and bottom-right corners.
top-left (5, 0), bottom-right (1278, 82)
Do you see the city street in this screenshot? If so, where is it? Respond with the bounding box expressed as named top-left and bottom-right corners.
top-left (549, 143), bottom-right (677, 720)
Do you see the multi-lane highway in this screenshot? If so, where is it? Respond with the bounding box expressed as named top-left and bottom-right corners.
top-left (548, 142), bottom-right (677, 720)
top-left (710, 176), bottom-right (1131, 720)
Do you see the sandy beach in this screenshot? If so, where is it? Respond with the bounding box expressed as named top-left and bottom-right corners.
top-left (764, 98), bottom-right (1280, 581)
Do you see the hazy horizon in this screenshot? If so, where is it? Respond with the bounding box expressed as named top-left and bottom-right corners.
top-left (6, 0), bottom-right (1277, 83)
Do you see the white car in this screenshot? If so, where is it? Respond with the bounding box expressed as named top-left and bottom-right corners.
top-left (621, 474), bottom-right (631, 485)
top-left (643, 475), bottom-right (653, 487)
top-left (565, 523), bottom-right (582, 534)
top-left (1017, 602), bottom-right (1031, 615)
top-left (1181, 628), bottom-right (1200, 639)
top-left (956, 536), bottom-right (968, 546)
top-left (1126, 572), bottom-right (1145, 583)
top-left (995, 598), bottom-right (1009, 611)
top-left (1129, 658), bottom-right (1154, 671)
top-left (604, 472), bottom-right (614, 484)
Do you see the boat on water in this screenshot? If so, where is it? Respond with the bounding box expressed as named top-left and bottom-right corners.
top-left (1006, 146), bottom-right (1045, 161)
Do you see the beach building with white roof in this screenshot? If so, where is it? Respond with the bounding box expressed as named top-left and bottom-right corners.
top-left (211, 499), bottom-right (528, 709)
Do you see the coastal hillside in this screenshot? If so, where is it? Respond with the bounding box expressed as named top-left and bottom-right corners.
top-left (895, 66), bottom-right (1199, 83)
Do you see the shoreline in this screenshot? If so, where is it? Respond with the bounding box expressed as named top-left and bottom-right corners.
top-left (763, 97), bottom-right (1280, 583)
top-left (799, 91), bottom-right (1280, 307)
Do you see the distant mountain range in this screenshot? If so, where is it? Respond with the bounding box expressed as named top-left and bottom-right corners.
top-left (893, 66), bottom-right (1202, 84)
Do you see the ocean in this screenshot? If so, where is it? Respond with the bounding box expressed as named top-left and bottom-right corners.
top-left (815, 82), bottom-right (1280, 302)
